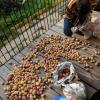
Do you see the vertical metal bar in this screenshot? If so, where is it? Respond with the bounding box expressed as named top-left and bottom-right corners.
top-left (23, 0), bottom-right (35, 40)
top-left (9, 13), bottom-right (24, 49)
top-left (39, 0), bottom-right (47, 31)
top-left (2, 17), bottom-right (20, 54)
top-left (26, 1), bottom-right (35, 38)
top-left (50, 0), bottom-right (56, 26)
top-left (28, 0), bottom-right (44, 36)
top-left (53, 0), bottom-right (56, 24)
top-left (55, 0), bottom-right (58, 22)
top-left (0, 49), bottom-right (7, 63)
top-left (48, 0), bottom-right (54, 26)
top-left (43, 0), bottom-right (50, 29)
top-left (17, 8), bottom-right (32, 44)
top-left (31, 0), bottom-right (42, 37)
top-left (1, 17), bottom-right (17, 55)
top-left (0, 61), bottom-right (2, 66)
top-left (57, 0), bottom-right (60, 22)
top-left (56, 0), bottom-right (61, 23)
top-left (54, 0), bottom-right (58, 24)
top-left (35, 0), bottom-right (44, 35)
top-left (63, 0), bottom-right (65, 14)
top-left (12, 10), bottom-right (28, 46)
top-left (50, 0), bottom-right (55, 26)
top-left (17, 6), bottom-right (32, 43)
top-left (21, 0), bottom-right (39, 42)
top-left (0, 32), bottom-right (18, 65)
top-left (24, 1), bottom-right (37, 40)
top-left (47, 0), bottom-right (52, 27)
top-left (63, 0), bottom-right (67, 14)
top-left (0, 37), bottom-right (12, 58)
top-left (61, 0), bottom-right (64, 15)
top-left (59, 0), bottom-right (62, 21)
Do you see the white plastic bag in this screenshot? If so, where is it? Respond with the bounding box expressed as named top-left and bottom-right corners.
top-left (52, 61), bottom-right (87, 100)
top-left (52, 61), bottom-right (76, 86)
top-left (63, 81), bottom-right (87, 100)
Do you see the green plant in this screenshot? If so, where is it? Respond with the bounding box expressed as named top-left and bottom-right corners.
top-left (0, 0), bottom-right (55, 48)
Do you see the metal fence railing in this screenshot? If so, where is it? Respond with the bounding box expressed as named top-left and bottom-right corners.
top-left (0, 0), bottom-right (67, 66)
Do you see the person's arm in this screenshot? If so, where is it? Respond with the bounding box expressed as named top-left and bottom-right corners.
top-left (64, 0), bottom-right (77, 20)
top-left (67, 0), bottom-right (77, 9)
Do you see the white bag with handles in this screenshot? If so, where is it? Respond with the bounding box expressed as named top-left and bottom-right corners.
top-left (52, 61), bottom-right (76, 86)
top-left (52, 61), bottom-right (87, 100)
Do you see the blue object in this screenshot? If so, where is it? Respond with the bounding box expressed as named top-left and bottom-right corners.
top-left (64, 18), bottom-right (73, 36)
top-left (54, 95), bottom-right (67, 100)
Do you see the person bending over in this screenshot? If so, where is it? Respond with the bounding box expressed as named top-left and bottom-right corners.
top-left (64, 0), bottom-right (99, 37)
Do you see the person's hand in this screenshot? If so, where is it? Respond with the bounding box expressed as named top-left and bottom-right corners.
top-left (63, 14), bottom-right (67, 19)
top-left (94, 18), bottom-right (100, 25)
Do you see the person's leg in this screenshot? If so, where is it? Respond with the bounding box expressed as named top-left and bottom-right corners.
top-left (64, 18), bottom-right (73, 36)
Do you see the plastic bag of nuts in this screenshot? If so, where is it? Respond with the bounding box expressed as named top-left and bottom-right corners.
top-left (62, 81), bottom-right (87, 100)
top-left (52, 61), bottom-right (87, 100)
top-left (52, 61), bottom-right (77, 86)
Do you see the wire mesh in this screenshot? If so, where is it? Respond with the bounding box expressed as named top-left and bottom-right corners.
top-left (0, 0), bottom-right (64, 65)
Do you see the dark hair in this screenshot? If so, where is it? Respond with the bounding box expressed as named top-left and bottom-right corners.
top-left (76, 0), bottom-right (91, 16)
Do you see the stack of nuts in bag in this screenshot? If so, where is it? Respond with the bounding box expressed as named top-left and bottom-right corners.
top-left (58, 67), bottom-right (70, 80)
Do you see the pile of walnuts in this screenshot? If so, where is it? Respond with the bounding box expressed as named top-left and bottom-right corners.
top-left (5, 59), bottom-right (54, 100)
top-left (4, 34), bottom-right (100, 100)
